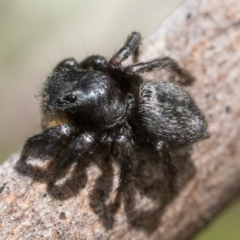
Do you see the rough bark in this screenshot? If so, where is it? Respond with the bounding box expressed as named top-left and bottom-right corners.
top-left (1, 0), bottom-right (240, 239)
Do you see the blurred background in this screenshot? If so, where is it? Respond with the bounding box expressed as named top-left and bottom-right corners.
top-left (0, 1), bottom-right (239, 239)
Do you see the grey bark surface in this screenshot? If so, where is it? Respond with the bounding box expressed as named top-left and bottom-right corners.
top-left (1, 0), bottom-right (240, 239)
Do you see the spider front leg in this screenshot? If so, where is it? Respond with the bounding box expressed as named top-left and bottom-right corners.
top-left (113, 134), bottom-right (135, 193)
top-left (78, 55), bottom-right (108, 72)
top-left (21, 124), bottom-right (74, 159)
top-left (53, 56), bottom-right (108, 72)
top-left (125, 56), bottom-right (195, 85)
top-left (52, 132), bottom-right (95, 172)
top-left (54, 58), bottom-right (79, 71)
top-left (109, 32), bottom-right (141, 68)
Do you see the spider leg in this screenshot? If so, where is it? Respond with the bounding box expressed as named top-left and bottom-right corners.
top-left (113, 134), bottom-right (135, 192)
top-left (109, 32), bottom-right (141, 67)
top-left (78, 55), bottom-right (108, 72)
top-left (54, 58), bottom-right (79, 71)
top-left (21, 124), bottom-right (74, 159)
top-left (125, 57), bottom-right (195, 84)
top-left (54, 132), bottom-right (95, 170)
top-left (156, 141), bottom-right (178, 191)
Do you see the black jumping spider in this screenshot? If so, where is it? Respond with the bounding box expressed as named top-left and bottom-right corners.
top-left (21, 32), bottom-right (208, 192)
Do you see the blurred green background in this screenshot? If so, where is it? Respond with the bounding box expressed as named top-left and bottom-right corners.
top-left (0, 1), bottom-right (239, 239)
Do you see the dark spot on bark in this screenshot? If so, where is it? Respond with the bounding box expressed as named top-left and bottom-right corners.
top-left (97, 235), bottom-right (104, 240)
top-left (37, 220), bottom-right (44, 225)
top-left (208, 45), bottom-right (215, 50)
top-left (206, 93), bottom-right (211, 99)
top-left (59, 212), bottom-right (67, 220)
top-left (219, 60), bottom-right (227, 66)
top-left (225, 106), bottom-right (231, 113)
top-left (186, 13), bottom-right (192, 19)
top-left (43, 193), bottom-right (47, 198)
top-left (0, 183), bottom-right (7, 194)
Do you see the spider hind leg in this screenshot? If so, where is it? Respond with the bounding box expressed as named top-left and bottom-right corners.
top-left (156, 141), bottom-right (178, 192)
top-left (125, 57), bottom-right (195, 85)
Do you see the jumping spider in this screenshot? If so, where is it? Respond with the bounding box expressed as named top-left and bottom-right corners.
top-left (21, 32), bottom-right (208, 192)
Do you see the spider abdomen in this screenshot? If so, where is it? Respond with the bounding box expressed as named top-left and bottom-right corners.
top-left (132, 81), bottom-right (208, 145)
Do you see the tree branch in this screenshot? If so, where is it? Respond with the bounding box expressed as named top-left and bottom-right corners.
top-left (1, 0), bottom-right (240, 239)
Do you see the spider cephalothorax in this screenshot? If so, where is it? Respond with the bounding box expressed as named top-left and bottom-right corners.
top-left (21, 32), bottom-right (208, 192)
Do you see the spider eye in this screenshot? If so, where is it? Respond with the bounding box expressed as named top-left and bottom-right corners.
top-left (63, 94), bottom-right (77, 103)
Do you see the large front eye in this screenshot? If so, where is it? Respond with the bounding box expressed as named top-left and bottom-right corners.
top-left (63, 94), bottom-right (77, 103)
